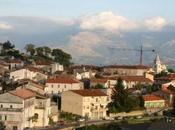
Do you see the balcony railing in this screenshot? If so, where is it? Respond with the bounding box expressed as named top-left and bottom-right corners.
top-left (0, 108), bottom-right (23, 112)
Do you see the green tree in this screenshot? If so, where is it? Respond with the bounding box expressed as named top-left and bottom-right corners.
top-left (3, 40), bottom-right (15, 50)
top-left (167, 84), bottom-right (175, 91)
top-left (25, 43), bottom-right (35, 55)
top-left (7, 49), bottom-right (22, 59)
top-left (52, 48), bottom-right (72, 67)
top-left (108, 78), bottom-right (132, 113)
top-left (92, 83), bottom-right (105, 89)
top-left (155, 71), bottom-right (168, 78)
top-left (168, 68), bottom-right (174, 73)
top-left (43, 46), bottom-right (51, 56)
top-left (139, 95), bottom-right (144, 108)
top-left (36, 47), bottom-right (44, 56)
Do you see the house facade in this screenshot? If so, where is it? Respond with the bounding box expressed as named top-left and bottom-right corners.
top-left (45, 77), bottom-right (83, 95)
top-left (61, 89), bottom-right (108, 119)
top-left (143, 94), bottom-right (165, 114)
top-left (10, 67), bottom-right (47, 82)
top-left (0, 89), bottom-right (36, 130)
top-left (102, 65), bottom-right (152, 76)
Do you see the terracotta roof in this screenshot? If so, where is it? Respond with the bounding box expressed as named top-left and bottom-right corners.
top-left (71, 65), bottom-right (99, 70)
top-left (27, 67), bottom-right (41, 72)
top-left (90, 78), bottom-right (108, 84)
top-left (103, 65), bottom-right (150, 69)
top-left (161, 89), bottom-right (175, 95)
top-left (155, 73), bottom-right (175, 81)
top-left (9, 59), bottom-right (22, 64)
top-left (46, 77), bottom-right (79, 84)
top-left (120, 76), bottom-right (153, 83)
top-left (102, 76), bottom-right (153, 83)
top-left (35, 60), bottom-right (51, 66)
top-left (9, 89), bottom-right (36, 100)
top-left (71, 89), bottom-right (107, 97)
top-left (143, 94), bottom-right (164, 101)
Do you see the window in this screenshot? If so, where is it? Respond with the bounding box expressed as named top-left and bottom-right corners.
top-left (58, 85), bottom-right (60, 88)
top-left (5, 115), bottom-right (7, 120)
top-left (52, 85), bottom-right (53, 88)
top-left (0, 115), bottom-right (2, 120)
top-left (13, 126), bottom-right (17, 130)
top-left (64, 85), bottom-right (66, 88)
top-left (96, 98), bottom-right (98, 102)
top-left (0, 105), bottom-right (3, 108)
top-left (10, 105), bottom-right (13, 108)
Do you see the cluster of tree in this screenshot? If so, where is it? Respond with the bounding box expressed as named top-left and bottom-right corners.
top-left (91, 83), bottom-right (105, 89)
top-left (0, 41), bottom-right (25, 59)
top-left (25, 43), bottom-right (72, 67)
top-left (155, 71), bottom-right (168, 78)
top-left (167, 84), bottom-right (175, 91)
top-left (0, 41), bottom-right (73, 67)
top-left (108, 78), bottom-right (144, 113)
top-left (76, 123), bottom-right (122, 130)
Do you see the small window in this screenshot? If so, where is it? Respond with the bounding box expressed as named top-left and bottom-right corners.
top-left (0, 105), bottom-right (3, 108)
top-left (0, 115), bottom-right (2, 120)
top-left (96, 98), bottom-right (98, 102)
top-left (58, 85), bottom-right (60, 88)
top-left (52, 85), bottom-right (53, 88)
top-left (5, 115), bottom-right (7, 120)
top-left (64, 85), bottom-right (66, 88)
top-left (13, 126), bottom-right (17, 130)
top-left (10, 105), bottom-right (13, 108)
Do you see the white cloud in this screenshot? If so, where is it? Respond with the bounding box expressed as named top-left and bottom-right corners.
top-left (145, 17), bottom-right (167, 31)
top-left (0, 22), bottom-right (12, 30)
top-left (80, 11), bottom-right (137, 31)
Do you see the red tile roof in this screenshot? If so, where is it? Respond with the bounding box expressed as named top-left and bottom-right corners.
top-left (90, 78), bottom-right (108, 84)
top-left (120, 76), bottom-right (153, 83)
top-left (9, 59), bottom-right (22, 64)
top-left (46, 77), bottom-right (79, 84)
top-left (103, 65), bottom-right (150, 69)
top-left (155, 73), bottom-right (175, 81)
top-left (143, 94), bottom-right (164, 101)
top-left (71, 89), bottom-right (107, 97)
top-left (9, 89), bottom-right (36, 100)
top-left (35, 60), bottom-right (51, 66)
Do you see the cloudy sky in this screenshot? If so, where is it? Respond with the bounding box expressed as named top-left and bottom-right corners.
top-left (0, 0), bottom-right (175, 65)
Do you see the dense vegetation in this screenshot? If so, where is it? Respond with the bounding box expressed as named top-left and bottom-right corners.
top-left (108, 78), bottom-right (144, 113)
top-left (0, 41), bottom-right (72, 67)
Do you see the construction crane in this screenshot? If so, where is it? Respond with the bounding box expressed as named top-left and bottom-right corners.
top-left (108, 45), bottom-right (155, 65)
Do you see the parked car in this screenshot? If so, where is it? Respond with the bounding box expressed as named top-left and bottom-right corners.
top-left (117, 116), bottom-right (123, 120)
top-left (136, 116), bottom-right (143, 119)
top-left (78, 118), bottom-right (85, 122)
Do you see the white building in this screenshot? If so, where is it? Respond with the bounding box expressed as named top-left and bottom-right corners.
top-left (9, 59), bottom-right (24, 70)
top-left (61, 89), bottom-right (108, 119)
top-left (45, 77), bottom-right (83, 95)
top-left (0, 89), bottom-right (36, 130)
top-left (51, 63), bottom-right (64, 74)
top-left (0, 88), bottom-right (52, 130)
top-left (154, 54), bottom-right (167, 74)
top-left (10, 67), bottom-right (47, 82)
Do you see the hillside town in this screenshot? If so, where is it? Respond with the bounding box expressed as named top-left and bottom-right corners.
top-left (0, 41), bottom-right (174, 130)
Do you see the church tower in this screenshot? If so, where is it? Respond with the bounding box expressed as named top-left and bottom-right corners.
top-left (154, 54), bottom-right (167, 74)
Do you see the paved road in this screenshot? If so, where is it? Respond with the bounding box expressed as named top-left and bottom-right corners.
top-left (32, 120), bottom-right (114, 130)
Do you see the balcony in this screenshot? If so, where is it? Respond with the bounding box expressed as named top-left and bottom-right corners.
top-left (0, 108), bottom-right (23, 112)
